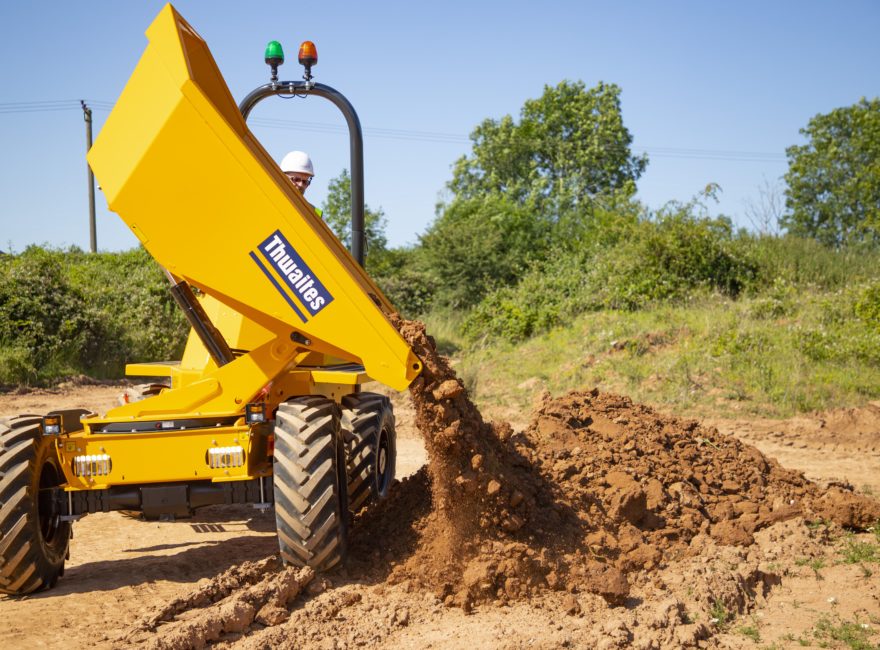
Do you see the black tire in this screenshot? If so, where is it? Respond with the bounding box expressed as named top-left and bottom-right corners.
top-left (341, 393), bottom-right (396, 514)
top-left (0, 415), bottom-right (70, 595)
top-left (272, 396), bottom-right (348, 571)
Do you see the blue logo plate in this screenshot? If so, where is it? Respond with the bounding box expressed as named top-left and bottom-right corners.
top-left (250, 230), bottom-right (334, 322)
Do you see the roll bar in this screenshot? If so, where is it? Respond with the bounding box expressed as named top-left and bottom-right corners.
top-left (238, 82), bottom-right (365, 266)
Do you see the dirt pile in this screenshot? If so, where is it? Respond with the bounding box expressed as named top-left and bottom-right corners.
top-left (378, 318), bottom-right (880, 610)
top-left (524, 389), bottom-right (880, 560)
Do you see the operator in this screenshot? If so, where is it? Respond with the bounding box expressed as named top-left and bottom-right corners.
top-left (280, 150), bottom-right (322, 217)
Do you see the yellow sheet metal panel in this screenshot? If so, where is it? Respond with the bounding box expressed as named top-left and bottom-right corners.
top-left (56, 425), bottom-right (265, 488)
top-left (126, 361), bottom-right (179, 377)
top-left (88, 4), bottom-right (420, 392)
top-left (105, 337), bottom-right (295, 418)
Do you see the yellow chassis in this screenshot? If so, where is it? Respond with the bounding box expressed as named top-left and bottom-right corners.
top-left (57, 364), bottom-right (366, 492)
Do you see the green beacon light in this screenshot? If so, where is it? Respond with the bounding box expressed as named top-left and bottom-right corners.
top-left (264, 40), bottom-right (284, 84)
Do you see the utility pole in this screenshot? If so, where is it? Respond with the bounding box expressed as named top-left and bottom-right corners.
top-left (81, 100), bottom-right (97, 253)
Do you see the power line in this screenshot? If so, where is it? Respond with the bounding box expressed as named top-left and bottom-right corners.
top-left (0, 100), bottom-right (84, 114)
top-left (248, 117), bottom-right (470, 144)
top-left (0, 100), bottom-right (81, 108)
top-left (2, 98), bottom-right (788, 162)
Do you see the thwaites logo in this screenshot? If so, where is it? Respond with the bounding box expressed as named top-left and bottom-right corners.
top-left (249, 230), bottom-right (334, 323)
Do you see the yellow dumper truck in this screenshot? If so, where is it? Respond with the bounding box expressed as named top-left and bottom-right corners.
top-left (0, 4), bottom-right (421, 595)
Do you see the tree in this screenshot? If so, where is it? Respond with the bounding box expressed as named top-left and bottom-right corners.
top-left (321, 169), bottom-right (388, 258)
top-left (420, 80), bottom-right (646, 309)
top-left (417, 195), bottom-right (553, 308)
top-left (448, 80), bottom-right (647, 215)
top-left (782, 98), bottom-right (880, 246)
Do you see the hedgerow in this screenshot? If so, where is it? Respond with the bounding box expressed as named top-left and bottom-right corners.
top-left (0, 246), bottom-right (186, 385)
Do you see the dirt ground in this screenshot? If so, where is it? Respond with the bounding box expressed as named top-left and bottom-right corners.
top-left (1, 374), bottom-right (879, 649)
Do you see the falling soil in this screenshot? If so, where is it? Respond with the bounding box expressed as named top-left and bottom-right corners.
top-left (114, 317), bottom-right (880, 648)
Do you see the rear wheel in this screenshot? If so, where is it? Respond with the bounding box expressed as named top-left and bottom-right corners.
top-left (0, 415), bottom-right (70, 595)
top-left (341, 393), bottom-right (396, 513)
top-left (272, 397), bottom-right (348, 571)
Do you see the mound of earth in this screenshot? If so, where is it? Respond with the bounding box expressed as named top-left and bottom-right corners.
top-left (367, 318), bottom-right (880, 610)
top-left (123, 317), bottom-right (880, 646)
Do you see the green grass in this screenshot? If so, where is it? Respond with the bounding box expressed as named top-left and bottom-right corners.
top-left (709, 599), bottom-right (732, 630)
top-left (457, 289), bottom-right (880, 419)
top-left (840, 535), bottom-right (880, 565)
top-left (420, 306), bottom-right (468, 356)
top-left (795, 557), bottom-right (827, 579)
top-left (736, 620), bottom-right (761, 642)
top-left (812, 615), bottom-right (877, 649)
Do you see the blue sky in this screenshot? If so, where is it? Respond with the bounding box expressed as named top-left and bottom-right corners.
top-left (1, 1), bottom-right (878, 252)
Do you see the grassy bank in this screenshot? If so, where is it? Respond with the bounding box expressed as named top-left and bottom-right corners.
top-left (428, 287), bottom-right (880, 419)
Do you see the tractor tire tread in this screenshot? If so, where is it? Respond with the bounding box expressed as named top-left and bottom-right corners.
top-left (340, 393), bottom-right (396, 514)
top-left (0, 416), bottom-right (69, 595)
top-left (273, 397), bottom-right (347, 572)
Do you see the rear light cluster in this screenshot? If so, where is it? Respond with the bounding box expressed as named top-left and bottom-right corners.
top-left (207, 446), bottom-right (245, 468)
top-left (73, 454), bottom-right (112, 477)
top-left (43, 415), bottom-right (62, 435)
top-left (246, 402), bottom-right (266, 424)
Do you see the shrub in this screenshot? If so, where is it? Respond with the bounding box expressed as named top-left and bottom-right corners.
top-left (463, 207), bottom-right (759, 343)
top-left (0, 247), bottom-right (106, 383)
top-left (0, 246), bottom-right (186, 385)
top-left (419, 195), bottom-right (553, 308)
top-left (462, 254), bottom-right (591, 342)
top-left (854, 280), bottom-right (880, 332)
top-left (375, 268), bottom-right (438, 319)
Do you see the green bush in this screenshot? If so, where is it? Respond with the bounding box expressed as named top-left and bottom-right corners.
top-left (592, 210), bottom-right (758, 309)
top-left (418, 195), bottom-right (554, 309)
top-left (463, 206), bottom-right (759, 343)
top-left (62, 247), bottom-right (187, 366)
top-left (366, 246), bottom-right (438, 318)
top-left (375, 268), bottom-right (437, 319)
top-left (0, 247), bottom-right (106, 383)
top-left (0, 246), bottom-right (187, 386)
top-left (854, 280), bottom-right (880, 332)
top-left (462, 254), bottom-right (591, 342)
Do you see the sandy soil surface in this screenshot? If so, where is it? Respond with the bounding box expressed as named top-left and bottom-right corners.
top-left (1, 355), bottom-right (879, 649)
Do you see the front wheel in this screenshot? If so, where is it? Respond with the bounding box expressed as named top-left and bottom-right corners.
top-left (272, 397), bottom-right (348, 572)
top-left (0, 415), bottom-right (70, 595)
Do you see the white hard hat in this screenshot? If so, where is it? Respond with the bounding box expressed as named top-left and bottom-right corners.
top-left (280, 150), bottom-right (314, 176)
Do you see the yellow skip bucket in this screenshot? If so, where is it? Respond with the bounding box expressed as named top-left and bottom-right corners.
top-left (88, 4), bottom-right (419, 391)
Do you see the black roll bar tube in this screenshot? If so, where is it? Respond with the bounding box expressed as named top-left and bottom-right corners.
top-left (238, 81), bottom-right (365, 266)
